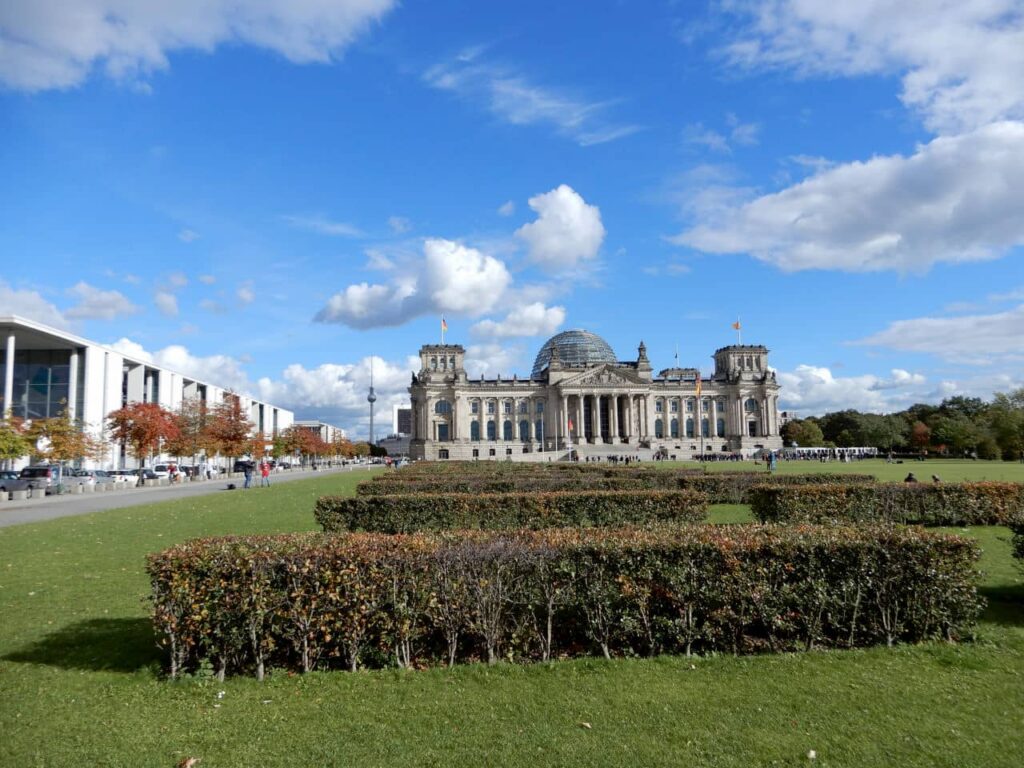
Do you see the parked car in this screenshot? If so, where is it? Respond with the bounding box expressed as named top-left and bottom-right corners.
top-left (0, 469), bottom-right (20, 492)
top-left (151, 465), bottom-right (172, 479)
top-left (107, 470), bottom-right (134, 486)
top-left (74, 469), bottom-right (114, 486)
top-left (130, 468), bottom-right (160, 482)
top-left (11, 464), bottom-right (84, 495)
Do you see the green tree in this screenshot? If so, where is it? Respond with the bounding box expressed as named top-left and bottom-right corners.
top-left (782, 419), bottom-right (825, 447)
top-left (0, 418), bottom-right (31, 468)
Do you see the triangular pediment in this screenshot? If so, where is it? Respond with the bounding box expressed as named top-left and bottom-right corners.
top-left (558, 364), bottom-right (643, 389)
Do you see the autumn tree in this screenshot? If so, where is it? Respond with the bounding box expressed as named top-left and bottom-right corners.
top-left (107, 403), bottom-right (180, 485)
top-left (207, 395), bottom-right (254, 475)
top-left (0, 418), bottom-right (31, 469)
top-left (164, 397), bottom-right (213, 471)
top-left (27, 412), bottom-right (105, 466)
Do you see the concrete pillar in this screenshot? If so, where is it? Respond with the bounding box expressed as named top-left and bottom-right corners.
top-left (3, 332), bottom-right (15, 418)
top-left (67, 349), bottom-right (79, 420)
top-left (610, 394), bottom-right (619, 441)
top-left (576, 395), bottom-right (584, 444)
top-left (562, 395), bottom-right (569, 447)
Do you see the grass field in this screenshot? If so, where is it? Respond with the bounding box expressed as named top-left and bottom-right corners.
top-left (1, 463), bottom-right (1022, 767)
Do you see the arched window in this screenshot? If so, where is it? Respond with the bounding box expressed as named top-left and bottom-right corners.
top-left (503, 420), bottom-right (514, 441)
top-left (519, 419), bottom-right (530, 441)
top-left (716, 418), bottom-right (725, 438)
top-left (449, 356), bottom-right (456, 369)
top-left (655, 418), bottom-right (664, 438)
top-left (701, 418), bottom-right (709, 437)
top-left (745, 398), bottom-right (758, 413)
top-left (686, 418), bottom-right (694, 438)
top-left (471, 421), bottom-right (481, 441)
top-left (670, 418), bottom-right (679, 438)
top-left (430, 356), bottom-right (438, 370)
top-left (487, 421), bottom-right (496, 441)
top-left (535, 419), bottom-right (543, 441)
top-left (435, 400), bottom-right (451, 415)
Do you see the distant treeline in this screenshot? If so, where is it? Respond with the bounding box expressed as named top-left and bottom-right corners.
top-left (783, 388), bottom-right (1024, 460)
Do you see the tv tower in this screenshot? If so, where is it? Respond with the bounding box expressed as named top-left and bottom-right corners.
top-left (367, 356), bottom-right (377, 445)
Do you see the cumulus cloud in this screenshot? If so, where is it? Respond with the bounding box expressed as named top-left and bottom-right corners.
top-left (497, 200), bottom-right (515, 217)
top-left (778, 365), bottom-right (934, 415)
top-left (154, 291), bottom-right (178, 317)
top-left (672, 122), bottom-right (1024, 272)
top-left (167, 272), bottom-right (188, 289)
top-left (198, 274), bottom-right (216, 285)
top-left (472, 302), bottom-right (566, 339)
top-left (464, 343), bottom-right (524, 378)
top-left (855, 304), bottom-right (1024, 364)
top-left (109, 338), bottom-right (253, 393)
top-left (721, 0), bottom-right (1024, 134)
top-left (423, 49), bottom-right (640, 146)
top-left (315, 238), bottom-right (511, 329)
top-left (515, 184), bottom-right (605, 271)
top-left (0, 0), bottom-right (396, 91)
top-left (65, 282), bottom-right (139, 320)
top-left (237, 282), bottom-right (255, 304)
top-left (0, 280), bottom-right (68, 328)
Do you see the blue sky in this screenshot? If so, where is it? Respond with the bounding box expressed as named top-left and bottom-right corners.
top-left (2, 1), bottom-right (1023, 437)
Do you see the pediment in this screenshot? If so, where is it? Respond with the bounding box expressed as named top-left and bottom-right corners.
top-left (558, 364), bottom-right (643, 389)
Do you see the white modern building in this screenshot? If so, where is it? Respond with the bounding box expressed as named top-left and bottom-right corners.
top-left (410, 329), bottom-right (783, 461)
top-left (293, 420), bottom-right (347, 444)
top-left (0, 315), bottom-right (295, 469)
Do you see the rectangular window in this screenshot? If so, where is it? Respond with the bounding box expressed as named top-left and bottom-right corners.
top-left (670, 400), bottom-right (678, 413)
top-left (506, 448), bottom-right (513, 455)
top-left (504, 402), bottom-right (512, 414)
top-left (472, 449), bottom-right (479, 458)
top-left (487, 402), bottom-right (495, 414)
top-left (439, 449), bottom-right (449, 459)
top-left (686, 400), bottom-right (694, 412)
top-left (536, 402), bottom-right (544, 413)
top-left (471, 401), bottom-right (479, 414)
top-left (655, 400), bottom-right (663, 413)
top-left (489, 448), bottom-right (496, 456)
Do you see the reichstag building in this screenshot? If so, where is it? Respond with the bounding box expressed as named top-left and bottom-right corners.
top-left (409, 329), bottom-right (782, 461)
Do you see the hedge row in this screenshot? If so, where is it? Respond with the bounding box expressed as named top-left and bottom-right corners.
top-left (315, 489), bottom-right (708, 533)
top-left (358, 471), bottom-right (877, 504)
top-left (749, 482), bottom-right (1024, 526)
top-left (148, 525), bottom-right (982, 679)
top-left (1008, 511), bottom-right (1024, 561)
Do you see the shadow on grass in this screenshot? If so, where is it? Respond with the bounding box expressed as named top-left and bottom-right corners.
top-left (3, 617), bottom-right (162, 673)
top-left (979, 583), bottom-right (1024, 627)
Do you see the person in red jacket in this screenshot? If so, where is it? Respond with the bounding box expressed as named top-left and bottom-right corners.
top-left (260, 461), bottom-right (271, 487)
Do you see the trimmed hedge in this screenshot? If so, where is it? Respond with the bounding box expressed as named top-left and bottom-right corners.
top-left (1009, 511), bottom-right (1024, 561)
top-left (750, 481), bottom-right (1024, 526)
top-left (358, 470), bottom-right (877, 504)
top-left (315, 489), bottom-right (708, 533)
top-left (148, 524), bottom-right (982, 678)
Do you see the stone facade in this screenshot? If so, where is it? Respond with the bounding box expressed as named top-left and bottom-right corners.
top-left (409, 330), bottom-right (782, 461)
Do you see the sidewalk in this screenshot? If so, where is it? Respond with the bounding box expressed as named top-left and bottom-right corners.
top-left (0, 465), bottom-right (382, 528)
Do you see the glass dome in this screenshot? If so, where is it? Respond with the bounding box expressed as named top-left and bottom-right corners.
top-left (531, 329), bottom-right (617, 377)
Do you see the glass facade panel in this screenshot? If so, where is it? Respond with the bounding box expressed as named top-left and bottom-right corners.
top-left (3, 349), bottom-right (75, 420)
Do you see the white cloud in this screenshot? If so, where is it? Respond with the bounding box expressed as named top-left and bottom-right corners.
top-left (198, 274), bottom-right (216, 285)
top-left (109, 338), bottom-right (252, 393)
top-left (721, 0), bottom-right (1024, 133)
top-left (684, 123), bottom-right (730, 153)
top-left (167, 272), bottom-right (188, 289)
top-left (65, 282), bottom-right (139, 320)
top-left (726, 112), bottom-right (760, 145)
top-left (315, 238), bottom-right (512, 329)
top-left (778, 365), bottom-right (933, 415)
top-left (388, 216), bottom-right (411, 234)
top-left (177, 229), bottom-right (200, 243)
top-left (673, 122), bottom-right (1024, 272)
top-left (464, 343), bottom-right (524, 378)
top-left (0, 280), bottom-right (68, 328)
top-left (423, 51), bottom-right (640, 146)
top-left (472, 302), bottom-right (566, 339)
top-left (515, 184), bottom-right (605, 271)
top-left (282, 214), bottom-right (364, 237)
top-left (154, 291), bottom-right (178, 317)
top-left (200, 299), bottom-right (226, 314)
top-left (0, 0), bottom-right (396, 91)
top-left (855, 304), bottom-right (1024, 365)
top-left (237, 282), bottom-right (255, 304)
top-left (497, 200), bottom-right (515, 217)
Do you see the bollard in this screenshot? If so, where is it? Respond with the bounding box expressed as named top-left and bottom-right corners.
top-left (72, 484), bottom-right (84, 494)
top-left (10, 490), bottom-right (28, 501)
top-left (82, 484), bottom-right (94, 493)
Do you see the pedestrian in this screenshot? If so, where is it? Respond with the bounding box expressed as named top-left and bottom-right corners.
top-left (260, 461), bottom-right (271, 487)
top-left (243, 463), bottom-right (253, 489)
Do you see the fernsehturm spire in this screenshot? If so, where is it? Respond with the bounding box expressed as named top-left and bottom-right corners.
top-left (367, 356), bottom-right (377, 444)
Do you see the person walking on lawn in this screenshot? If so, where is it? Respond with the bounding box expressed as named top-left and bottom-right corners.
top-left (260, 461), bottom-right (271, 487)
top-left (243, 463), bottom-right (253, 489)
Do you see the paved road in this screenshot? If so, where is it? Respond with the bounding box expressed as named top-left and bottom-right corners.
top-left (0, 465), bottom-right (381, 529)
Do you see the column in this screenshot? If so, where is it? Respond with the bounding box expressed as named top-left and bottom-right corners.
top-left (577, 393), bottom-right (585, 442)
top-left (709, 398), bottom-right (717, 440)
top-left (3, 332), bottom-right (14, 418)
top-left (67, 349), bottom-right (79, 420)
top-left (565, 397), bottom-right (573, 450)
top-left (624, 396), bottom-right (632, 441)
top-left (610, 393), bottom-right (619, 442)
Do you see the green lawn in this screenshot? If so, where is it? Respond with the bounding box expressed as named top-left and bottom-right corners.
top-left (667, 457), bottom-right (1024, 482)
top-left (2, 468), bottom-right (1023, 767)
